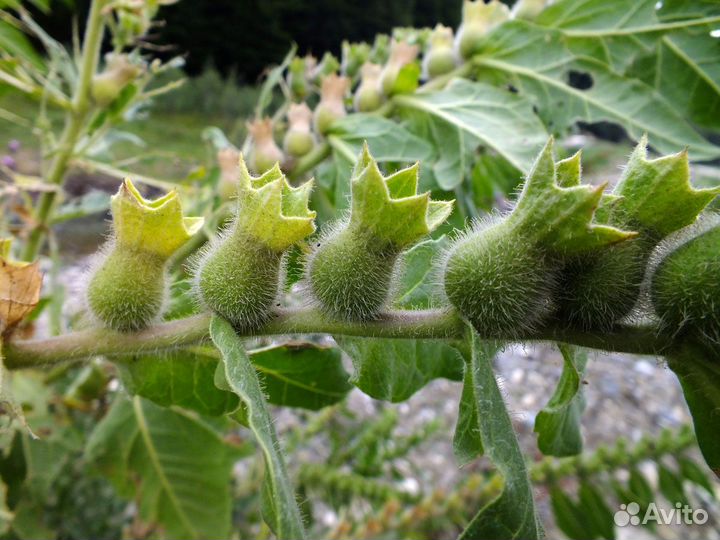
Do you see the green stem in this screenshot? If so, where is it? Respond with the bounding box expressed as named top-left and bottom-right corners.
top-left (288, 141), bottom-right (331, 180)
top-left (22, 0), bottom-right (108, 261)
top-left (3, 308), bottom-right (672, 370)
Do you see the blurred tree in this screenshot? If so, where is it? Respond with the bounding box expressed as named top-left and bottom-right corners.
top-left (29, 0), bottom-right (460, 82)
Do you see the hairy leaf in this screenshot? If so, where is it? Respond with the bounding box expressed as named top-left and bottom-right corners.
top-left (458, 332), bottom-right (541, 540)
top-left (210, 316), bottom-right (306, 539)
top-left (395, 79), bottom-right (549, 175)
top-left (394, 235), bottom-right (449, 309)
top-left (85, 396), bottom-right (242, 540)
top-left (336, 337), bottom-right (463, 402)
top-left (474, 21), bottom-right (720, 160)
top-left (534, 345), bottom-right (587, 457)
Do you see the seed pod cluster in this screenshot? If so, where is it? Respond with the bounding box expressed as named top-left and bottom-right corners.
top-left (443, 138), bottom-right (634, 337)
top-left (87, 179), bottom-right (203, 331)
top-left (307, 144), bottom-right (453, 321)
top-left (195, 157), bottom-right (316, 330)
top-left (555, 138), bottom-right (719, 329)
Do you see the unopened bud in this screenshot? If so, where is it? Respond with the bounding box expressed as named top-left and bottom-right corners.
top-left (379, 40), bottom-right (420, 96)
top-left (313, 74), bottom-right (350, 135)
top-left (354, 63), bottom-right (384, 112)
top-left (283, 102), bottom-right (315, 158)
top-left (423, 24), bottom-right (456, 79)
top-left (247, 118), bottom-right (284, 173)
top-left (91, 53), bottom-right (143, 106)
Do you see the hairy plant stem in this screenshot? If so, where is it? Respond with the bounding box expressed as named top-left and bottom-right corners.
top-left (22, 0), bottom-right (108, 261)
top-left (4, 308), bottom-right (673, 370)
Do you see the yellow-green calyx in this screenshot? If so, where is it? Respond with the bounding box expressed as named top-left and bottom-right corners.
top-left (444, 138), bottom-right (634, 337)
top-left (556, 136), bottom-right (720, 329)
top-left (196, 157), bottom-right (315, 329)
top-left (308, 143), bottom-right (453, 320)
top-left (456, 0), bottom-right (509, 59)
top-left (87, 179), bottom-right (203, 332)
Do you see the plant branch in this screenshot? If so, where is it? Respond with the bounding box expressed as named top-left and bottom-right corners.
top-left (22, 0), bottom-right (108, 261)
top-left (4, 308), bottom-right (673, 370)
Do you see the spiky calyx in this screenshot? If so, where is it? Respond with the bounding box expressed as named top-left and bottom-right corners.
top-left (443, 138), bottom-right (633, 337)
top-left (651, 216), bottom-right (720, 348)
top-left (456, 0), bottom-right (509, 59)
top-left (87, 179), bottom-right (203, 331)
top-left (283, 102), bottom-right (315, 158)
top-left (556, 138), bottom-right (719, 329)
top-left (313, 74), bottom-right (350, 135)
top-left (247, 118), bottom-right (284, 173)
top-left (196, 159), bottom-right (316, 329)
top-left (354, 63), bottom-right (384, 112)
top-left (424, 25), bottom-right (456, 79)
top-left (379, 40), bottom-right (420, 97)
top-left (307, 144), bottom-right (453, 320)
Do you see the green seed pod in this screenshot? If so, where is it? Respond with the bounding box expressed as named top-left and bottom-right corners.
top-left (443, 138), bottom-right (634, 337)
top-left (86, 179), bottom-right (203, 331)
top-left (247, 117), bottom-right (284, 173)
top-left (651, 215), bottom-right (720, 347)
top-left (341, 40), bottom-right (371, 80)
top-left (91, 53), bottom-right (142, 106)
top-left (307, 144), bottom-right (453, 320)
top-left (555, 139), bottom-right (719, 329)
top-left (456, 0), bottom-right (509, 59)
top-left (379, 40), bottom-right (420, 96)
top-left (287, 57), bottom-right (309, 100)
top-left (313, 74), bottom-right (350, 135)
top-left (354, 63), bottom-right (384, 112)
top-left (283, 102), bottom-right (315, 158)
top-left (423, 24), bottom-right (456, 79)
top-left (195, 158), bottom-right (315, 330)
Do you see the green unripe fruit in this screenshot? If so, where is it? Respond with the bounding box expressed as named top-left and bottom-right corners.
top-left (425, 48), bottom-right (456, 79)
top-left (556, 239), bottom-right (652, 329)
top-left (444, 225), bottom-right (555, 336)
top-left (283, 102), bottom-right (315, 158)
top-left (354, 63), bottom-right (384, 112)
top-left (554, 139), bottom-right (718, 330)
top-left (87, 249), bottom-right (166, 331)
top-left (379, 40), bottom-right (419, 96)
top-left (85, 179), bottom-right (202, 332)
top-left (196, 234), bottom-right (283, 330)
top-left (306, 144), bottom-right (452, 321)
top-left (313, 74), bottom-right (349, 135)
top-left (91, 53), bottom-right (141, 107)
top-left (443, 139), bottom-right (635, 337)
top-left (651, 218), bottom-right (720, 347)
top-left (308, 228), bottom-right (400, 320)
top-left (195, 158), bottom-right (316, 329)
top-left (456, 1), bottom-right (509, 59)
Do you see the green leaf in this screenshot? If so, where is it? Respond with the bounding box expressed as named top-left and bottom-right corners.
top-left (0, 481), bottom-right (10, 535)
top-left (256, 44), bottom-right (296, 118)
top-left (85, 396), bottom-right (242, 540)
top-left (536, 0), bottom-right (720, 130)
top-left (336, 337), bottom-right (463, 402)
top-left (458, 331), bottom-right (541, 540)
top-left (577, 480), bottom-right (615, 540)
top-left (394, 235), bottom-right (450, 309)
top-left (550, 486), bottom-right (588, 540)
top-left (209, 316), bottom-right (306, 539)
top-left (658, 464), bottom-right (689, 507)
top-left (453, 359), bottom-right (483, 467)
top-left (677, 456), bottom-right (716, 498)
top-left (249, 343), bottom-right (353, 410)
top-left (667, 341), bottom-right (720, 478)
top-left (474, 21), bottom-right (720, 161)
top-left (395, 79), bottom-right (549, 175)
top-left (534, 345), bottom-right (587, 457)
top-left (118, 350), bottom-right (240, 417)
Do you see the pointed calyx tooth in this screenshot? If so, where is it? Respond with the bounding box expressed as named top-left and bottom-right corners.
top-left (233, 155), bottom-right (316, 252)
top-left (596, 135), bottom-right (720, 238)
top-left (348, 144), bottom-right (453, 248)
top-left (111, 178), bottom-right (203, 259)
top-left (0, 238), bottom-right (42, 334)
top-left (429, 24), bottom-right (454, 49)
top-left (506, 137), bottom-right (635, 254)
